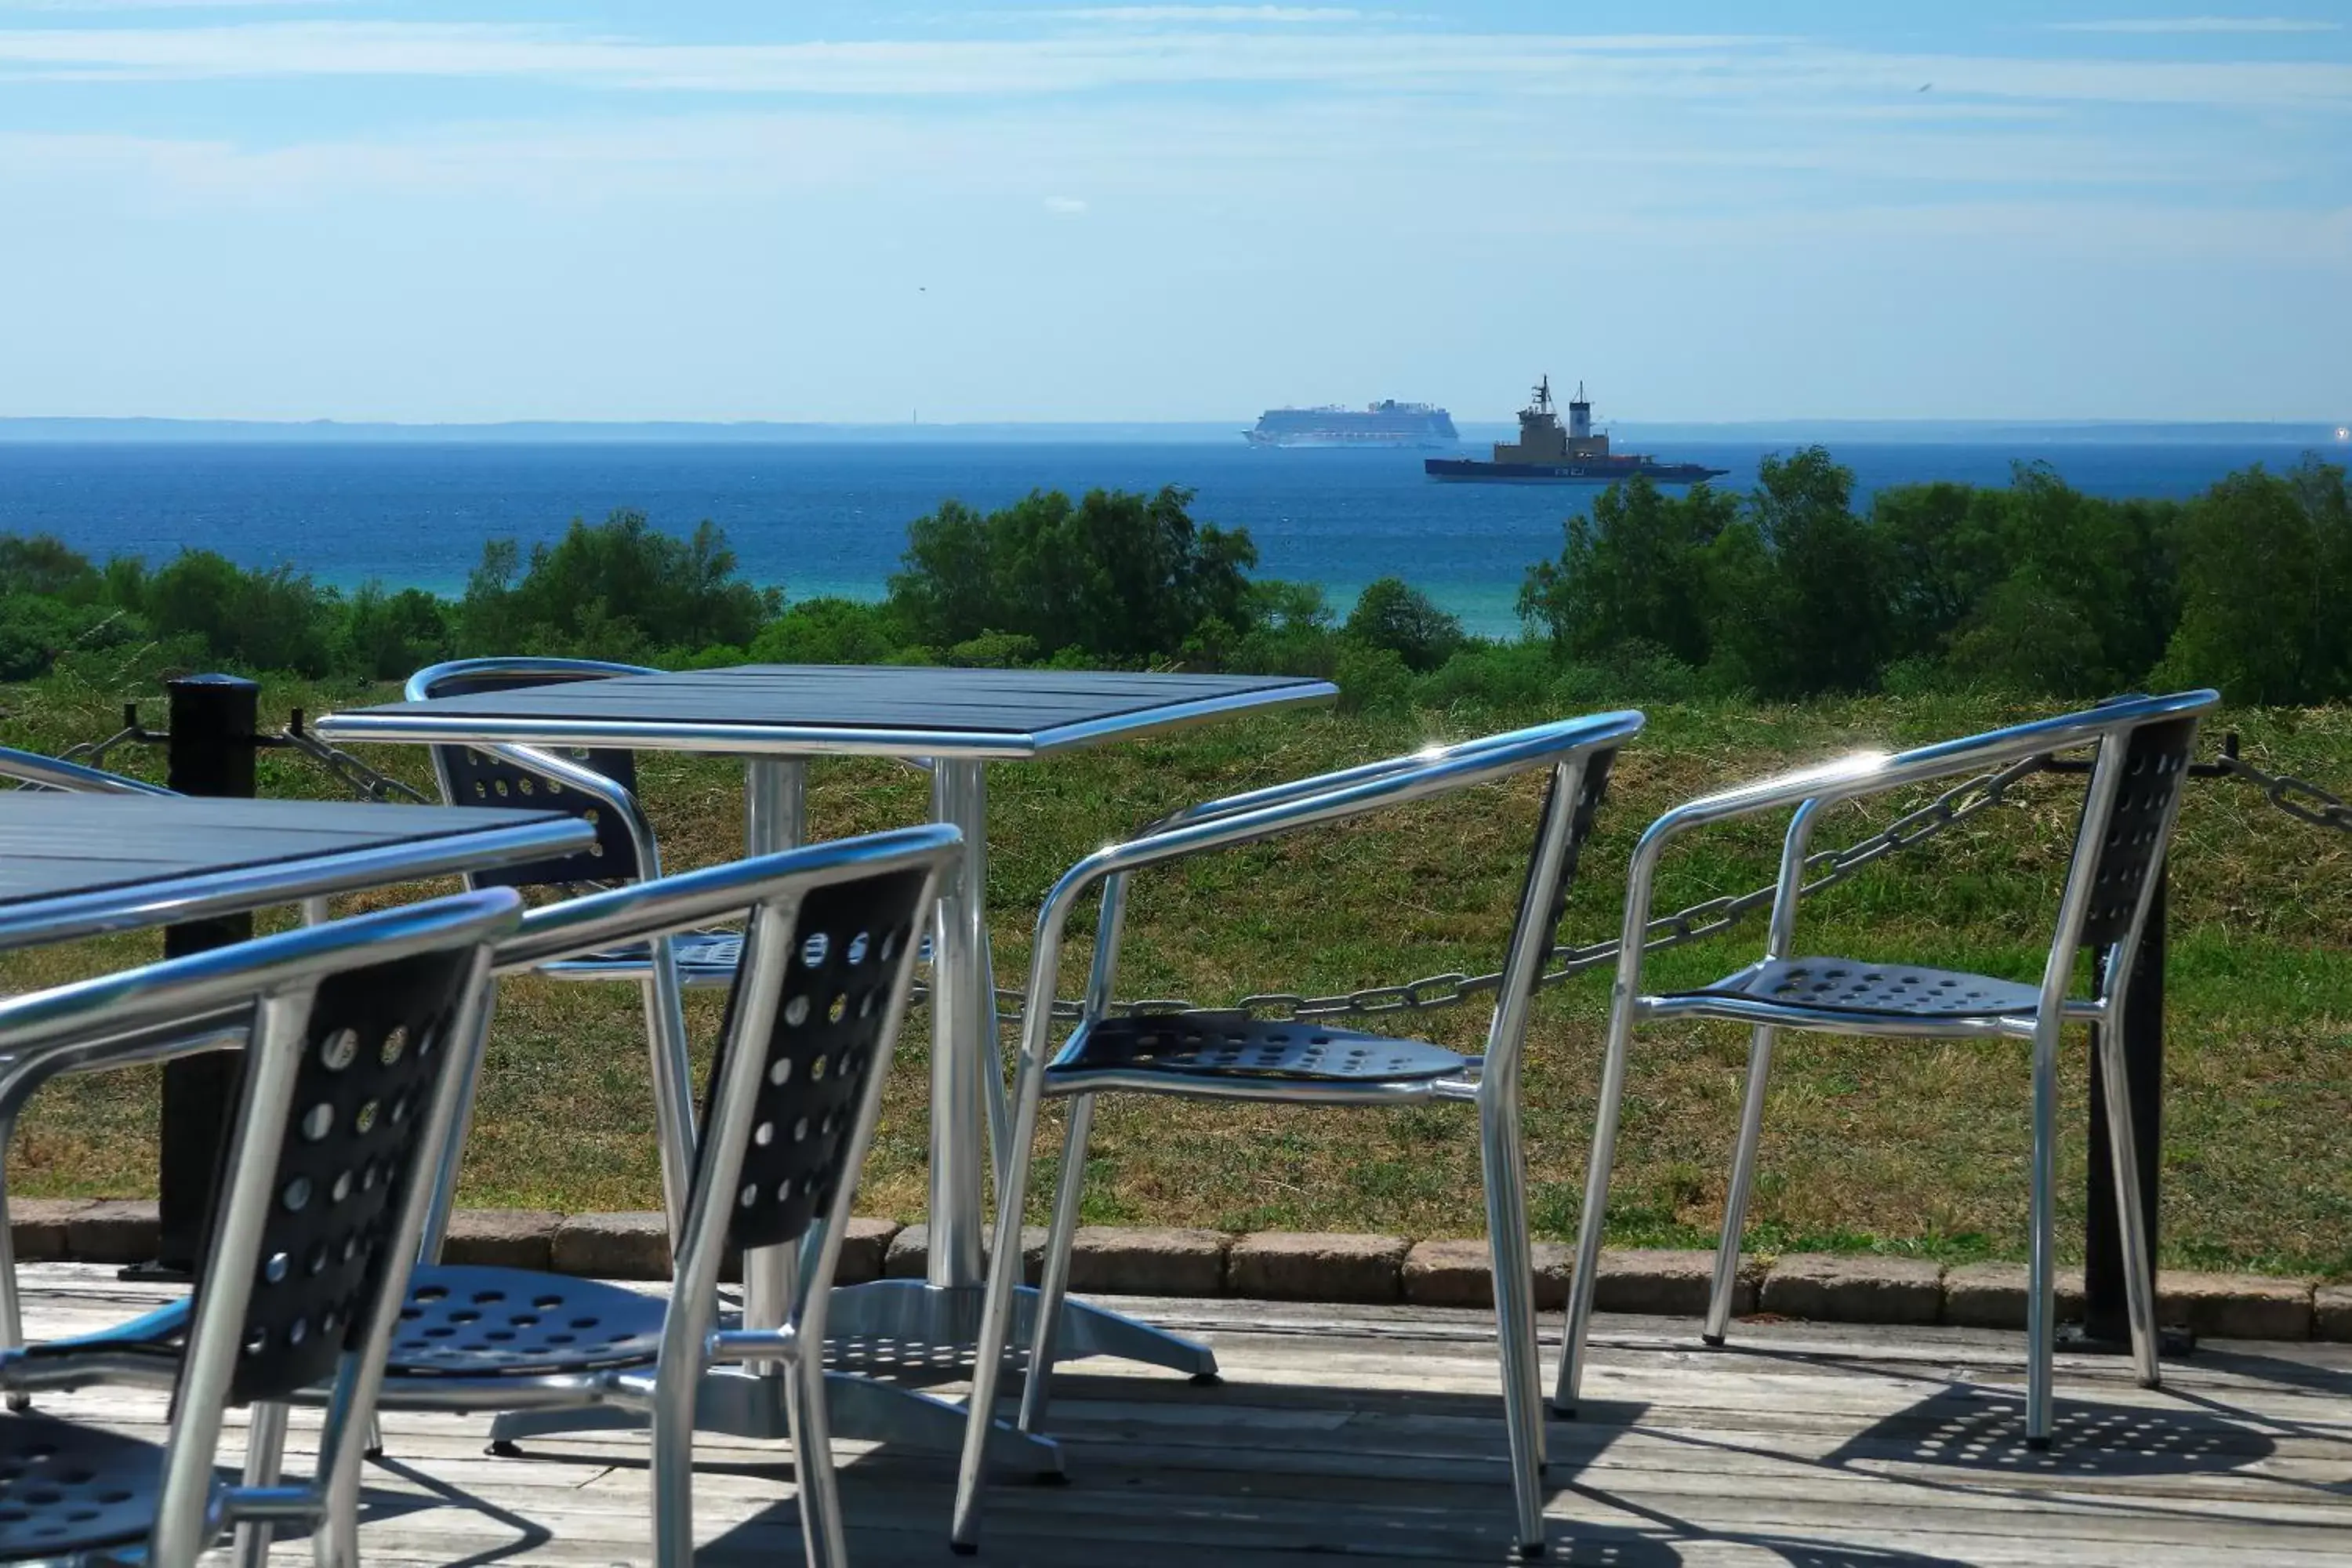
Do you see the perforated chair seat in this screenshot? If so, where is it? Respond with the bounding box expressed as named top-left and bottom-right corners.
top-left (384, 1266), bottom-right (665, 1378)
top-left (1057, 1012), bottom-right (1469, 1084)
top-left (1680, 958), bottom-right (2044, 1020)
top-left (0, 1412), bottom-right (169, 1559)
top-left (538, 930), bottom-right (743, 985)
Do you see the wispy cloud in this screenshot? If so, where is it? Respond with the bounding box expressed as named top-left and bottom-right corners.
top-left (0, 0), bottom-right (338, 11)
top-left (1051, 5), bottom-right (1364, 20)
top-left (1, 20), bottom-right (2344, 113)
top-left (2047, 16), bottom-right (2342, 32)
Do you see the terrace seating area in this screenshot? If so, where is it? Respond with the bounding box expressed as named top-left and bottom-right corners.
top-left (4, 667), bottom-right (2307, 1564)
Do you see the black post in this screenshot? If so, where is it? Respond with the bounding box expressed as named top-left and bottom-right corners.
top-left (149, 673), bottom-right (262, 1276)
top-left (2082, 869), bottom-right (2168, 1346)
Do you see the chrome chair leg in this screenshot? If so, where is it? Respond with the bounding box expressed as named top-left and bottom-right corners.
top-left (1018, 1094), bottom-right (1094, 1436)
top-left (1706, 1024), bottom-right (1777, 1346)
top-left (229, 1401), bottom-right (289, 1568)
top-left (1478, 1081), bottom-right (1548, 1559)
top-left (1555, 1009), bottom-right (1634, 1414)
top-left (2093, 1013), bottom-right (2162, 1389)
top-left (0, 1119), bottom-right (25, 1413)
top-left (784, 1340), bottom-right (849, 1568)
top-left (951, 1041), bottom-right (1051, 1552)
top-left (2026, 1018), bottom-right (2060, 1447)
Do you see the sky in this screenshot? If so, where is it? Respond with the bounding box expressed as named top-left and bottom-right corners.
top-left (0, 2), bottom-right (2344, 424)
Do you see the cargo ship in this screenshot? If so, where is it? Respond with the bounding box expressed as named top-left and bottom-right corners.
top-left (1425, 377), bottom-right (1726, 484)
top-left (1247, 400), bottom-right (1457, 448)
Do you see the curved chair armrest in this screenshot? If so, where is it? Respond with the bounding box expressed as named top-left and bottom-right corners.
top-left (1041, 711), bottom-right (1642, 1034)
top-left (0, 744), bottom-right (174, 797)
top-left (494, 823), bottom-right (964, 975)
top-left (0, 1016), bottom-right (249, 1123)
top-left (403, 655), bottom-right (659, 704)
top-left (1610, 689), bottom-right (2220, 1000)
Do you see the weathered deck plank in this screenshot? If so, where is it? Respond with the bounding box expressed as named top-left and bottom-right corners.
top-left (13, 1264), bottom-right (2352, 1566)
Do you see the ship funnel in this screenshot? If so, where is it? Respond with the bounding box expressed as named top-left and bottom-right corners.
top-left (1567, 382), bottom-right (1592, 441)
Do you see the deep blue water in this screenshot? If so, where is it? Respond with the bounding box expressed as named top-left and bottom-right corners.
top-left (0, 439), bottom-right (2334, 637)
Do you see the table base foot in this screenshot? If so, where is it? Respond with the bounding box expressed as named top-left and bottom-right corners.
top-left (484, 1368), bottom-right (1063, 1478)
top-left (825, 1279), bottom-right (1218, 1382)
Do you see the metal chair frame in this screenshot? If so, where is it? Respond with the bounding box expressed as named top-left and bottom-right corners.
top-left (1555, 690), bottom-right (2220, 1448)
top-left (0, 746), bottom-right (186, 1383)
top-left (0, 887), bottom-right (517, 1568)
top-left (952, 712), bottom-right (1646, 1560)
top-left (365, 825), bottom-right (956, 1568)
top-left (405, 655), bottom-right (720, 1240)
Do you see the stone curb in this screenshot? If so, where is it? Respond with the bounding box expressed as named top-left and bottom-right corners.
top-left (13, 1205), bottom-right (2339, 1341)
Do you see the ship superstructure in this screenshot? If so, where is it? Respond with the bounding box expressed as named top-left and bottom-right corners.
top-left (1425, 377), bottom-right (1726, 484)
top-left (1247, 400), bottom-right (1457, 448)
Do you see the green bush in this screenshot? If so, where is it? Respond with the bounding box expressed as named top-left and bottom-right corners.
top-left (748, 597), bottom-right (906, 666)
top-left (888, 486), bottom-right (1257, 663)
top-left (460, 511), bottom-right (779, 661)
top-left (1343, 577), bottom-right (1465, 673)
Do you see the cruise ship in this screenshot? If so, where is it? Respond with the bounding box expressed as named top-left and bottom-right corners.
top-left (1425, 377), bottom-right (1726, 484)
top-left (1246, 400), bottom-right (1458, 448)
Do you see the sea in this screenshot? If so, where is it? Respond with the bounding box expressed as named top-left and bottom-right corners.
top-left (1, 433), bottom-right (2342, 638)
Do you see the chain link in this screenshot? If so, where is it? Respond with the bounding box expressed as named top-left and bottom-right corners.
top-left (275, 724), bottom-right (433, 805)
top-left (2215, 750), bottom-right (2352, 834)
top-left (987, 750), bottom-right (2056, 1026)
top-left (56, 702), bottom-right (2350, 1020)
top-left (56, 726), bottom-right (143, 775)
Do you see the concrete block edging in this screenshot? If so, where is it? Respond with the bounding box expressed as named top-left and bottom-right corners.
top-left (12, 1203), bottom-right (2328, 1342)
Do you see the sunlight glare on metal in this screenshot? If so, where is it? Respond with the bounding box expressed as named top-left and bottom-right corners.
top-left (1415, 742), bottom-right (1450, 760)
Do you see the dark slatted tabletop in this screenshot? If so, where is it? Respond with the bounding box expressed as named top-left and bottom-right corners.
top-left (317, 665), bottom-right (1336, 759)
top-left (0, 794), bottom-right (590, 949)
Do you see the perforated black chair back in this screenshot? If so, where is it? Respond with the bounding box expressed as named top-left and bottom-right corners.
top-left (0, 888), bottom-right (517, 1568)
top-left (2070, 712), bottom-right (2200, 956)
top-left (700, 868), bottom-right (935, 1252)
top-left (412, 659), bottom-right (656, 888)
top-left (195, 943), bottom-right (486, 1407)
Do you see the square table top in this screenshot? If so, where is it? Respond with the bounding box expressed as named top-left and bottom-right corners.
top-left (314, 664), bottom-right (1338, 760)
top-left (0, 793), bottom-right (592, 950)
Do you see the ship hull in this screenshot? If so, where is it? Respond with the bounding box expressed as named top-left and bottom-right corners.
top-left (1247, 432), bottom-right (1456, 449)
top-left (1424, 457), bottom-right (1728, 485)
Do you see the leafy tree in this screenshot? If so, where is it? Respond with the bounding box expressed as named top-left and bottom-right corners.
top-left (888, 486), bottom-right (1257, 662)
top-left (1710, 447), bottom-right (1888, 696)
top-left (338, 583), bottom-right (454, 681)
top-left (143, 550), bottom-right (334, 675)
top-left (748, 597), bottom-right (908, 665)
top-left (1342, 577), bottom-right (1465, 673)
top-left (2158, 458), bottom-right (2352, 703)
top-left (459, 512), bottom-right (779, 659)
top-left (1519, 476), bottom-right (1733, 666)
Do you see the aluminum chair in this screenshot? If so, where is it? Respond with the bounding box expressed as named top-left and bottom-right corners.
top-left (0, 885), bottom-right (519, 1568)
top-left (367, 824), bottom-right (956, 1568)
top-left (0, 745), bottom-right (178, 1383)
top-left (952, 712), bottom-right (1645, 1561)
top-left (1555, 690), bottom-right (2220, 1449)
top-left (405, 655), bottom-right (734, 1240)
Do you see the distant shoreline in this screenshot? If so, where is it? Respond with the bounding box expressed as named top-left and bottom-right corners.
top-left (0, 416), bottom-right (2343, 448)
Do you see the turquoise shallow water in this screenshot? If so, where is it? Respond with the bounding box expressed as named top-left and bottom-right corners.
top-left (0, 438), bottom-right (2331, 637)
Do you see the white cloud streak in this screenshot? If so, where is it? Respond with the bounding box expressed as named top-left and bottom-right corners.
top-left (0, 20), bottom-right (2345, 112)
top-left (2047, 16), bottom-right (2342, 33)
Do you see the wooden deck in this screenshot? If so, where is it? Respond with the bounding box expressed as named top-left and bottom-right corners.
top-left (21, 1262), bottom-right (2352, 1566)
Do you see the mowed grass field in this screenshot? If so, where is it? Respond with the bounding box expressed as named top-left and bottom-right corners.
top-left (4, 678), bottom-right (2350, 1276)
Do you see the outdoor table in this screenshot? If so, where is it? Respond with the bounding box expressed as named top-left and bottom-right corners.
top-left (0, 789), bottom-right (593, 1359)
top-left (0, 793), bottom-right (593, 951)
top-left (314, 664), bottom-right (1338, 1468)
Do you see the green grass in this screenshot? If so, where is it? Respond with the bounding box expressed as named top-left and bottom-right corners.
top-left (5, 676), bottom-right (2350, 1276)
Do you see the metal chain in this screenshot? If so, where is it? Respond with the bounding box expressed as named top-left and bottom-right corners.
top-left (988, 750), bottom-right (2055, 1026)
top-left (274, 723), bottom-right (433, 805)
top-left (2214, 750), bottom-right (2352, 834)
top-left (56, 726), bottom-right (143, 774)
